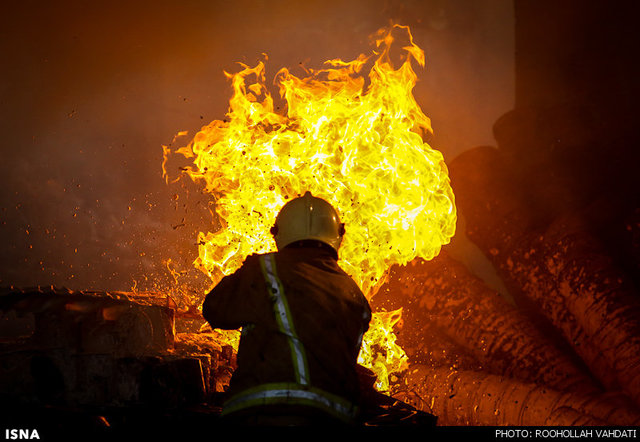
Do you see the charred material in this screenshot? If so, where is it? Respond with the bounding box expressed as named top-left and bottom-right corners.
top-left (446, 143), bottom-right (640, 409)
top-left (377, 251), bottom-right (601, 394)
top-left (396, 365), bottom-right (640, 426)
top-left (373, 250), bottom-right (640, 425)
top-left (0, 287), bottom-right (235, 432)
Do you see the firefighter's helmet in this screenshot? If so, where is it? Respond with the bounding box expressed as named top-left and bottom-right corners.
top-left (271, 191), bottom-right (345, 253)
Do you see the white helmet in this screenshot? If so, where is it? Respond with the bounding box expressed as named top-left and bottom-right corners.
top-left (271, 191), bottom-right (345, 253)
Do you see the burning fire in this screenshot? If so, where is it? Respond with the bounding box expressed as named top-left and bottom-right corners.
top-left (164, 24), bottom-right (456, 391)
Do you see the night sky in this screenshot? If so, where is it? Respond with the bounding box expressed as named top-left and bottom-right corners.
top-left (0, 0), bottom-right (514, 295)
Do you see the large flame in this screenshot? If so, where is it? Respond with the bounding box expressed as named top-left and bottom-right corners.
top-left (164, 24), bottom-right (456, 391)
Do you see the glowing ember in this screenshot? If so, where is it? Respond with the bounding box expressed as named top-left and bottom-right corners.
top-left (164, 24), bottom-right (456, 391)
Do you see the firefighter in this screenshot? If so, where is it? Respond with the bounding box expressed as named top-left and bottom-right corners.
top-left (202, 191), bottom-right (372, 426)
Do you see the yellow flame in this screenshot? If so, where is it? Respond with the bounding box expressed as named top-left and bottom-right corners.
top-left (165, 24), bottom-right (456, 391)
top-left (358, 308), bottom-right (408, 391)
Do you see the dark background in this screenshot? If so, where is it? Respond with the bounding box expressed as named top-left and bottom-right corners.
top-left (0, 0), bottom-right (515, 293)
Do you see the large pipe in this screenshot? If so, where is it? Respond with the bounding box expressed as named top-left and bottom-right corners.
top-left (448, 145), bottom-right (640, 406)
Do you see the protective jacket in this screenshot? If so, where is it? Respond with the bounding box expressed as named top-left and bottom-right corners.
top-left (202, 246), bottom-right (371, 424)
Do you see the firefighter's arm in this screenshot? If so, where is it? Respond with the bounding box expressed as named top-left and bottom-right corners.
top-left (354, 292), bottom-right (372, 355)
top-left (362, 295), bottom-right (372, 333)
top-left (201, 271), bottom-right (245, 330)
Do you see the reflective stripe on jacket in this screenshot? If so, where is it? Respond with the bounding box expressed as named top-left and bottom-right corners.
top-left (221, 382), bottom-right (359, 422)
top-left (202, 246), bottom-right (371, 421)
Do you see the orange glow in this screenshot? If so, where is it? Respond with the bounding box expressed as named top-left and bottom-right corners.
top-left (164, 24), bottom-right (456, 391)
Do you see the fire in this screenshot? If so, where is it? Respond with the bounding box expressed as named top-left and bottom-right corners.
top-left (164, 24), bottom-right (456, 391)
top-left (358, 307), bottom-right (408, 391)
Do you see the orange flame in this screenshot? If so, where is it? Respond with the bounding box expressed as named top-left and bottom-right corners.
top-left (165, 24), bottom-right (456, 391)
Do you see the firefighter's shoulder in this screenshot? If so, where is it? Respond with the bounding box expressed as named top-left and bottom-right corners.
top-left (242, 252), bottom-right (267, 265)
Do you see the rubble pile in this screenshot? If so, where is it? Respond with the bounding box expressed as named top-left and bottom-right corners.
top-left (0, 287), bottom-right (236, 432)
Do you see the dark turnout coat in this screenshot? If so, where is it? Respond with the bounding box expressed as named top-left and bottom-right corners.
top-left (202, 246), bottom-right (371, 423)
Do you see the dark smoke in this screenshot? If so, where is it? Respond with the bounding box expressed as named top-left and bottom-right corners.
top-left (0, 0), bottom-right (514, 295)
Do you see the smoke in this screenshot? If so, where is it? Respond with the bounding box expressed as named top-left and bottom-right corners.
top-left (0, 0), bottom-right (514, 293)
